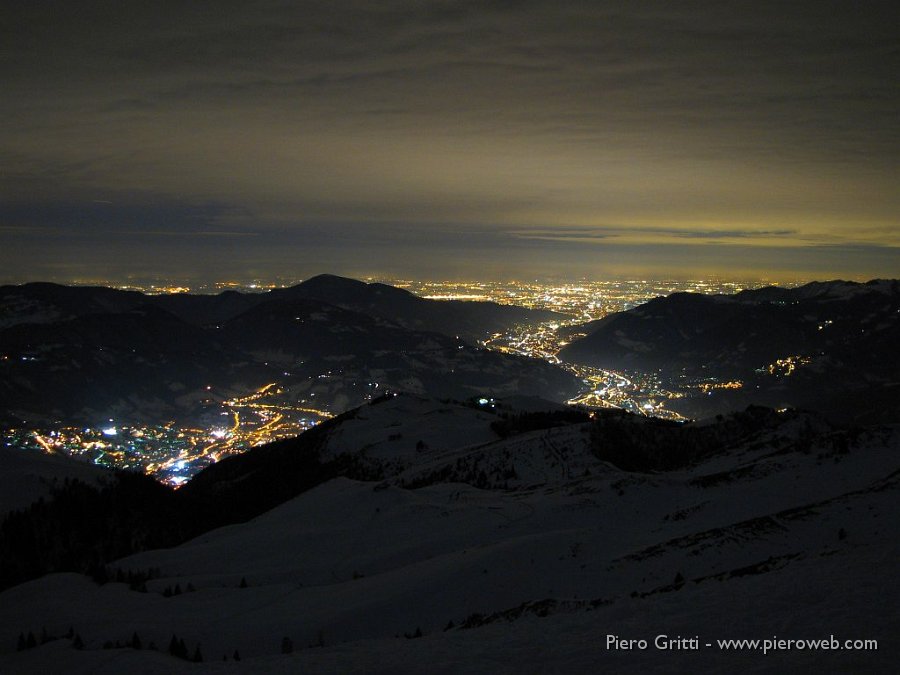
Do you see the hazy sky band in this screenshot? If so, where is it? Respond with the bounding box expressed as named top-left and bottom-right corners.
top-left (2, 1), bottom-right (898, 281)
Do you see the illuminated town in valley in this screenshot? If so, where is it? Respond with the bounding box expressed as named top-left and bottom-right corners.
top-left (2, 277), bottom-right (800, 484)
top-left (4, 382), bottom-right (333, 486)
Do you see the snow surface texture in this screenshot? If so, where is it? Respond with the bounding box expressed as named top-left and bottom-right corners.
top-left (0, 446), bottom-right (108, 515)
top-left (1, 395), bottom-right (897, 673)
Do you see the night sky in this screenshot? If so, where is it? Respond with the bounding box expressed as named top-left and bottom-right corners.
top-left (2, 1), bottom-right (898, 283)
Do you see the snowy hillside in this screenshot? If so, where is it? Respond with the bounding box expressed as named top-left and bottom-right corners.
top-left (0, 447), bottom-right (109, 516)
top-left (1, 396), bottom-right (897, 672)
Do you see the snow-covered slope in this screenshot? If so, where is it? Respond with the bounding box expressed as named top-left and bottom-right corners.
top-left (1, 397), bottom-right (897, 673)
top-left (0, 447), bottom-right (109, 515)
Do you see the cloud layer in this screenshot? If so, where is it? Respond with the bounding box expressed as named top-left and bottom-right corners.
top-left (2, 1), bottom-right (898, 281)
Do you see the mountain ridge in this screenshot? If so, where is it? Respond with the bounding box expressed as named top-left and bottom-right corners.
top-left (0, 392), bottom-right (896, 671)
top-left (1, 276), bottom-right (580, 425)
top-left (559, 279), bottom-right (900, 422)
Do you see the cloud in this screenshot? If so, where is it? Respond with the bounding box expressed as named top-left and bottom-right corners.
top-left (1, 1), bottom-right (898, 279)
top-left (509, 225), bottom-right (799, 242)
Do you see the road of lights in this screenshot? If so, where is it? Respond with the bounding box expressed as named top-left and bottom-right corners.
top-left (3, 383), bottom-right (333, 487)
top-left (5, 277), bottom-right (795, 481)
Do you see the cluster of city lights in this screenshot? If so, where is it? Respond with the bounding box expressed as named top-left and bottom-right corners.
top-left (5, 276), bottom-right (793, 481)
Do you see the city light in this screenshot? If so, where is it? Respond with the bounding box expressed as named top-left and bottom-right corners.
top-left (3, 277), bottom-right (786, 481)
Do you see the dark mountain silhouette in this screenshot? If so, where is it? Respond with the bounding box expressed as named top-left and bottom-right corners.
top-left (0, 282), bottom-right (146, 329)
top-left (220, 295), bottom-right (448, 360)
top-left (151, 290), bottom-right (261, 327)
top-left (1, 275), bottom-right (557, 339)
top-left (560, 279), bottom-right (900, 422)
top-left (0, 277), bottom-right (579, 424)
top-left (219, 294), bottom-right (578, 407)
top-left (270, 274), bottom-right (559, 341)
top-left (0, 304), bottom-right (272, 425)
